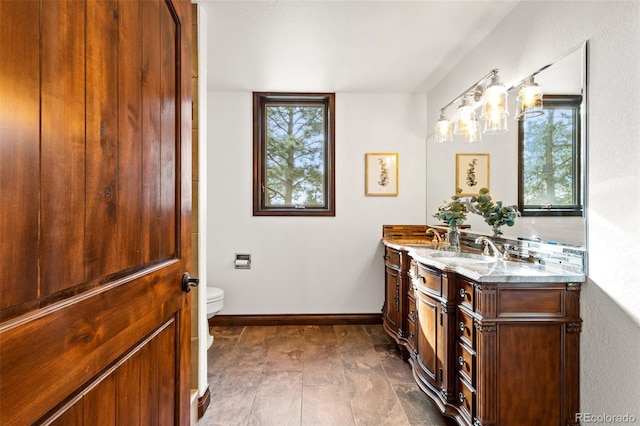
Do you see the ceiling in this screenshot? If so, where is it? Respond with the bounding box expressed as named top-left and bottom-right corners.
top-left (197, 0), bottom-right (520, 93)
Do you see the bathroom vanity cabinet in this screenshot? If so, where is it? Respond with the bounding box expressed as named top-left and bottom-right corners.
top-left (383, 243), bottom-right (583, 426)
top-left (382, 245), bottom-right (410, 359)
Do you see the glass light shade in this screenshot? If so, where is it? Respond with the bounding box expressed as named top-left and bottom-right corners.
top-left (515, 78), bottom-right (544, 119)
top-left (483, 114), bottom-right (508, 134)
top-left (481, 79), bottom-right (509, 134)
top-left (465, 119), bottom-right (482, 143)
top-left (435, 115), bottom-right (453, 143)
top-left (454, 98), bottom-right (474, 135)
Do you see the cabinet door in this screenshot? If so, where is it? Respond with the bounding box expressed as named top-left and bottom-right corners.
top-left (384, 265), bottom-right (401, 332)
top-left (415, 290), bottom-right (441, 388)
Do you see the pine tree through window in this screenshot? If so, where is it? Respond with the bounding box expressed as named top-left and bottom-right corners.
top-left (518, 95), bottom-right (582, 216)
top-left (253, 93), bottom-right (335, 216)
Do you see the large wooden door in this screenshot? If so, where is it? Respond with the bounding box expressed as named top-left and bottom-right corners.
top-left (0, 0), bottom-right (193, 424)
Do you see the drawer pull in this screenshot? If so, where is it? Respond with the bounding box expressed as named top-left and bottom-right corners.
top-left (416, 274), bottom-right (426, 283)
top-left (459, 288), bottom-right (466, 298)
top-left (409, 331), bottom-right (414, 338)
top-left (458, 356), bottom-right (466, 366)
top-left (458, 392), bottom-right (466, 403)
top-left (459, 321), bottom-right (467, 332)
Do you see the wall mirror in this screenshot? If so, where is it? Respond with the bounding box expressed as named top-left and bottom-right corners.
top-left (427, 41), bottom-right (588, 248)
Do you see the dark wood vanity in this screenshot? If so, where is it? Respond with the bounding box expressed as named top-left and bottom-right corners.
top-left (382, 227), bottom-right (583, 426)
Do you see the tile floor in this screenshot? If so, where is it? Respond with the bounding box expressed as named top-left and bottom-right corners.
top-left (197, 324), bottom-right (457, 426)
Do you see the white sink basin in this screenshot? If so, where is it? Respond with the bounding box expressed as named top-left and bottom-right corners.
top-left (427, 252), bottom-right (497, 264)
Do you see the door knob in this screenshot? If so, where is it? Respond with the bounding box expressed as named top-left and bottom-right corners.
top-left (181, 272), bottom-right (199, 293)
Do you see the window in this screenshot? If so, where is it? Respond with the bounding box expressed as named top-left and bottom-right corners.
top-left (518, 95), bottom-right (582, 216)
top-left (253, 92), bottom-right (335, 216)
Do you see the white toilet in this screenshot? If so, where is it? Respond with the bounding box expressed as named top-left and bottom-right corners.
top-left (206, 286), bottom-right (224, 319)
top-left (206, 286), bottom-right (224, 348)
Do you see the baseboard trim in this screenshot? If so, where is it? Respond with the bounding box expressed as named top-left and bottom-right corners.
top-left (197, 385), bottom-right (210, 419)
top-left (208, 313), bottom-right (383, 327)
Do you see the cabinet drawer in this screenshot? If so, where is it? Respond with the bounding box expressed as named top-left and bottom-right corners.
top-left (456, 309), bottom-right (475, 348)
top-left (385, 247), bottom-right (402, 269)
top-left (458, 278), bottom-right (475, 311)
top-left (456, 343), bottom-right (475, 385)
top-left (457, 377), bottom-right (475, 421)
top-left (413, 262), bottom-right (442, 296)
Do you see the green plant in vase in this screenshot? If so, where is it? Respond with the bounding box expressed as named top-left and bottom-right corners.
top-left (433, 195), bottom-right (468, 250)
top-left (470, 188), bottom-right (520, 236)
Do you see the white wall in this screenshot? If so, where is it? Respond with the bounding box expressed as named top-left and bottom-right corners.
top-left (206, 93), bottom-right (426, 315)
top-left (427, 0), bottom-right (640, 417)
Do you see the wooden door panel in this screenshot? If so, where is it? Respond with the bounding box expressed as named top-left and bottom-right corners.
top-left (1, 265), bottom-right (183, 424)
top-left (83, 374), bottom-right (117, 425)
top-left (40, 0), bottom-right (87, 295)
top-left (417, 293), bottom-right (438, 381)
top-left (0, 0), bottom-right (192, 423)
top-left (117, 0), bottom-right (144, 271)
top-left (43, 318), bottom-right (177, 425)
top-left (0, 0), bottom-right (40, 309)
top-left (141, 0), bottom-right (163, 264)
top-left (159, 1), bottom-right (178, 259)
top-left (85, 0), bottom-right (119, 281)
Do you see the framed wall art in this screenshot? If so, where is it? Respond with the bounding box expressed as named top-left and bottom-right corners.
top-left (365, 153), bottom-right (398, 196)
top-left (455, 153), bottom-right (489, 196)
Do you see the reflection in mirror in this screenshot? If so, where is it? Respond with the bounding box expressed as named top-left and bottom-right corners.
top-left (518, 94), bottom-right (582, 216)
top-left (427, 41), bottom-right (587, 248)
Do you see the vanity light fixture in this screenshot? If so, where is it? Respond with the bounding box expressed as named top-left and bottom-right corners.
top-left (466, 118), bottom-right (482, 143)
top-left (481, 70), bottom-right (509, 134)
top-left (515, 75), bottom-right (544, 119)
top-left (434, 68), bottom-right (514, 143)
top-left (435, 111), bottom-right (453, 143)
top-left (454, 96), bottom-right (475, 135)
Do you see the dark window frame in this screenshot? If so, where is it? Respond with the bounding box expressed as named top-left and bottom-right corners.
top-left (253, 92), bottom-right (336, 216)
top-left (518, 94), bottom-right (583, 217)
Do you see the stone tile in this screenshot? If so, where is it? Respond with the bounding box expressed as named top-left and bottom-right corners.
top-left (301, 384), bottom-right (355, 426)
top-left (304, 325), bottom-right (337, 346)
top-left (364, 324), bottom-right (394, 346)
top-left (257, 371), bottom-right (303, 396)
top-left (303, 345), bottom-right (346, 386)
top-left (200, 385), bottom-right (257, 426)
top-left (209, 325), bottom-right (245, 339)
top-left (392, 383), bottom-right (455, 426)
top-left (381, 356), bottom-right (415, 385)
top-left (224, 344), bottom-right (268, 372)
top-left (273, 325), bottom-right (306, 338)
top-left (339, 345), bottom-right (383, 371)
top-left (345, 365), bottom-right (411, 426)
top-left (199, 325), bottom-right (454, 426)
top-left (207, 338), bottom-right (239, 382)
top-left (237, 325), bottom-right (276, 347)
top-left (335, 325), bottom-right (373, 348)
top-left (264, 336), bottom-right (305, 372)
top-left (216, 368), bottom-right (264, 388)
top-left (248, 391), bottom-right (302, 426)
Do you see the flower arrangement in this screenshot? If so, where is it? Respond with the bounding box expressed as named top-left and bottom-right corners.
top-left (432, 195), bottom-right (468, 229)
top-left (469, 188), bottom-right (520, 236)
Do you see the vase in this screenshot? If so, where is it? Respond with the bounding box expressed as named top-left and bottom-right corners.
top-left (446, 227), bottom-right (461, 252)
top-left (492, 224), bottom-right (503, 237)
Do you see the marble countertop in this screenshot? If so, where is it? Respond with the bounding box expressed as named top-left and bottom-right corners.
top-left (382, 239), bottom-right (585, 283)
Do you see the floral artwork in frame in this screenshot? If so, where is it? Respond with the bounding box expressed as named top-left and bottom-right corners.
top-left (365, 153), bottom-right (398, 196)
top-left (455, 153), bottom-right (489, 196)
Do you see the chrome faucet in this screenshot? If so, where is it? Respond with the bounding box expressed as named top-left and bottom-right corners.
top-left (475, 236), bottom-right (503, 258)
top-left (475, 236), bottom-right (517, 260)
top-left (425, 228), bottom-right (443, 245)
